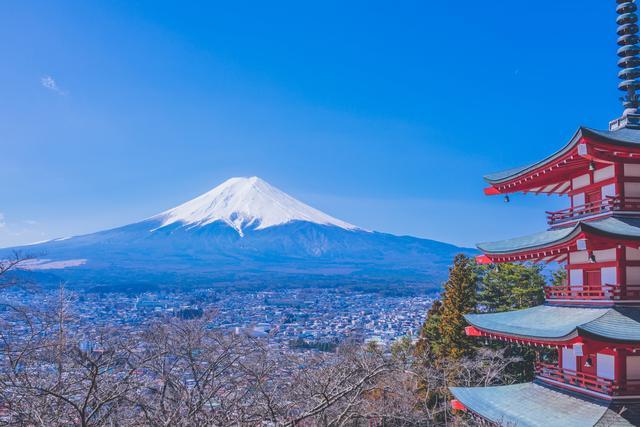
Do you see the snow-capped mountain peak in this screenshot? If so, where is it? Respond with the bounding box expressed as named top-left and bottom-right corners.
top-left (153, 176), bottom-right (359, 236)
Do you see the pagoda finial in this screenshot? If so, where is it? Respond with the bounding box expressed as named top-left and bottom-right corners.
top-left (617, 1), bottom-right (640, 114)
top-left (611, 1), bottom-right (640, 129)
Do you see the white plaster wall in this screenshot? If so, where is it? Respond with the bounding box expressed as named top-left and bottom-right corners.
top-left (602, 267), bottom-right (617, 285)
top-left (573, 174), bottom-right (591, 190)
top-left (570, 269), bottom-right (584, 286)
top-left (627, 356), bottom-right (640, 380)
top-left (562, 347), bottom-right (576, 371)
top-left (597, 354), bottom-right (615, 380)
top-left (601, 183), bottom-right (616, 199)
top-left (595, 165), bottom-right (615, 183)
top-left (595, 248), bottom-right (617, 262)
top-left (625, 164), bottom-right (640, 177)
top-left (625, 182), bottom-right (640, 198)
top-left (570, 251), bottom-right (588, 264)
top-left (628, 247), bottom-right (640, 261)
top-left (627, 266), bottom-right (640, 285)
top-left (569, 249), bottom-right (615, 264)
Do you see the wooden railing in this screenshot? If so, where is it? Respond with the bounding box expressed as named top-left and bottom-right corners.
top-left (536, 363), bottom-right (614, 395)
top-left (546, 196), bottom-right (640, 226)
top-left (544, 284), bottom-right (614, 300)
top-left (544, 284), bottom-right (640, 301)
top-left (608, 195), bottom-right (640, 211)
top-left (537, 363), bottom-right (640, 396)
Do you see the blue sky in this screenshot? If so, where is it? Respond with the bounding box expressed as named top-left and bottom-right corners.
top-left (0, 1), bottom-right (623, 248)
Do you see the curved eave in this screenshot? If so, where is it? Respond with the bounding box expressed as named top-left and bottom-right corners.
top-left (468, 323), bottom-right (579, 344)
top-left (483, 127), bottom-right (584, 185)
top-left (581, 217), bottom-right (640, 241)
top-left (476, 223), bottom-right (580, 256)
top-left (484, 126), bottom-right (640, 192)
top-left (477, 217), bottom-right (640, 257)
top-left (578, 307), bottom-right (640, 343)
top-left (450, 382), bottom-right (637, 427)
top-left (465, 305), bottom-right (640, 343)
top-left (582, 127), bottom-right (640, 148)
top-left (464, 306), bottom-right (608, 343)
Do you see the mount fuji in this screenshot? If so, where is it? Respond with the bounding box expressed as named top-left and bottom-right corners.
top-left (6, 177), bottom-right (473, 292)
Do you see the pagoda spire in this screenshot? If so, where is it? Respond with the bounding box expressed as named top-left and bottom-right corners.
top-left (618, 1), bottom-right (640, 114)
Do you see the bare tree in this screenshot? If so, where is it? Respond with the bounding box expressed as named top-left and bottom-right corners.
top-left (0, 297), bottom-right (520, 427)
top-left (0, 287), bottom-right (157, 426)
top-left (0, 252), bottom-right (33, 290)
top-left (131, 314), bottom-right (263, 426)
top-left (279, 343), bottom-right (390, 427)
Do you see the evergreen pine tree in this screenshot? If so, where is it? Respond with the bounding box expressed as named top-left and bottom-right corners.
top-left (477, 263), bottom-right (545, 312)
top-left (550, 268), bottom-right (567, 287)
top-left (416, 299), bottom-right (443, 358)
top-left (437, 254), bottom-right (477, 360)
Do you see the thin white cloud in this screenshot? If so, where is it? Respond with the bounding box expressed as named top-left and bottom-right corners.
top-left (40, 76), bottom-right (66, 95)
top-left (0, 213), bottom-right (5, 229)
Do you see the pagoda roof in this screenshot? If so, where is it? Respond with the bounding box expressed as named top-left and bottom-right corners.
top-left (477, 216), bottom-right (640, 255)
top-left (465, 305), bottom-right (640, 343)
top-left (484, 126), bottom-right (640, 185)
top-left (450, 382), bottom-right (640, 426)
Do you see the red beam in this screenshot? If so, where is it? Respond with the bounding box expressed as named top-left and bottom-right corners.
top-left (475, 255), bottom-right (493, 265)
top-left (483, 186), bottom-right (501, 195)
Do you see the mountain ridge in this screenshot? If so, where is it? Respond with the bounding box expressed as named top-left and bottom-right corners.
top-left (4, 177), bottom-right (475, 290)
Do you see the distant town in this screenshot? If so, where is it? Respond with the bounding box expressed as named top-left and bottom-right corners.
top-left (2, 287), bottom-right (433, 351)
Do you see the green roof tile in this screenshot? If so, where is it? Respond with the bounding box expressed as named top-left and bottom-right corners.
top-left (450, 382), bottom-right (637, 426)
top-left (465, 306), bottom-right (607, 340)
top-left (477, 217), bottom-right (640, 254)
top-left (466, 305), bottom-right (640, 342)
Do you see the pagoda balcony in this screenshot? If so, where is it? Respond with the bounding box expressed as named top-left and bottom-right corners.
top-left (536, 362), bottom-right (614, 395)
top-left (546, 196), bottom-right (640, 227)
top-left (543, 284), bottom-right (640, 302)
top-left (536, 362), bottom-right (640, 397)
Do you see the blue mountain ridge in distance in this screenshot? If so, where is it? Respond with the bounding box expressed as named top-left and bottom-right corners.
top-left (4, 177), bottom-right (476, 292)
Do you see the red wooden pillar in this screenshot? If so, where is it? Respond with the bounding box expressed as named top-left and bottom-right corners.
top-left (558, 346), bottom-right (564, 368)
top-left (616, 348), bottom-right (628, 393)
top-left (617, 244), bottom-right (627, 299)
top-left (615, 161), bottom-right (625, 199)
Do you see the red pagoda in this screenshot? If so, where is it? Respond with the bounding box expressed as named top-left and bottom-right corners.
top-left (449, 2), bottom-right (640, 425)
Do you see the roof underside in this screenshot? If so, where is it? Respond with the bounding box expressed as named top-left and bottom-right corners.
top-left (484, 126), bottom-right (640, 185)
top-left (450, 382), bottom-right (639, 427)
top-left (477, 216), bottom-right (640, 255)
top-left (465, 305), bottom-right (640, 342)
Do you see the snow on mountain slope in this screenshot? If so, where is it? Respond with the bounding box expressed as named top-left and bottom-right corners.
top-left (2, 176), bottom-right (475, 287)
top-left (152, 177), bottom-right (359, 236)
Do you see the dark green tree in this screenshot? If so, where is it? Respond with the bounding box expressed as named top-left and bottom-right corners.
top-left (416, 299), bottom-right (443, 358)
top-left (477, 263), bottom-right (545, 312)
top-left (437, 254), bottom-right (477, 360)
top-left (550, 267), bottom-right (567, 287)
